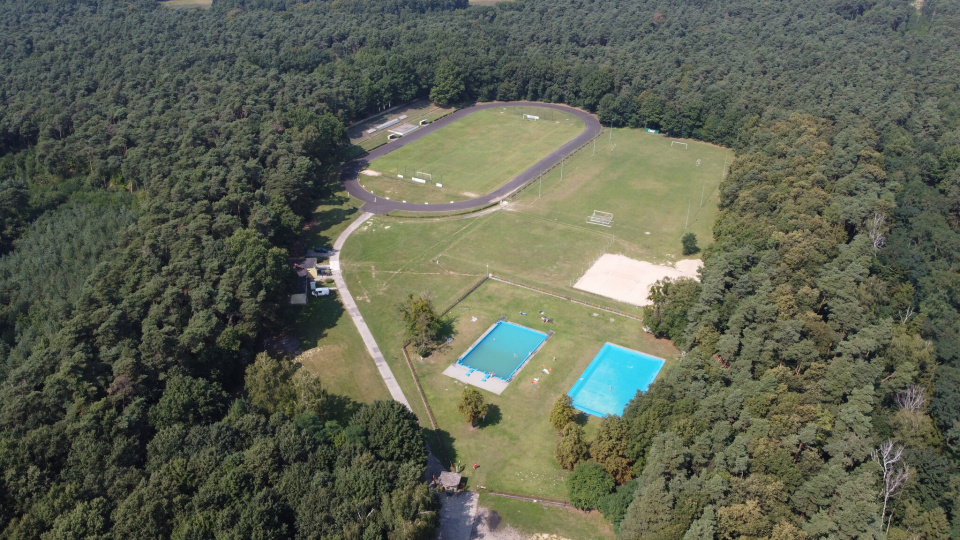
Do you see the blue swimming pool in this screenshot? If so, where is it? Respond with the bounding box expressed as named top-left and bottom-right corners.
top-left (568, 343), bottom-right (665, 417)
top-left (457, 321), bottom-right (549, 382)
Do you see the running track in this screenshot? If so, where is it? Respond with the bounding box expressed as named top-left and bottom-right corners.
top-left (341, 101), bottom-right (602, 214)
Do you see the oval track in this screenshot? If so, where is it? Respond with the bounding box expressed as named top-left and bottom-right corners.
top-left (342, 101), bottom-right (602, 214)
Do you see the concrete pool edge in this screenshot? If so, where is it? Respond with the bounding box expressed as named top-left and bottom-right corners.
top-left (444, 319), bottom-right (552, 394)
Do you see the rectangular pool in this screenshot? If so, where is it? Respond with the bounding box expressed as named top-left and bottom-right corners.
top-left (457, 320), bottom-right (549, 382)
top-left (568, 343), bottom-right (665, 417)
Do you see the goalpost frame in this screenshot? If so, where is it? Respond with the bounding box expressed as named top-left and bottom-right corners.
top-left (670, 140), bottom-right (688, 149)
top-left (586, 210), bottom-right (614, 227)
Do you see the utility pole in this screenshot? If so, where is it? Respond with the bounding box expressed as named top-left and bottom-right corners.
top-left (593, 138), bottom-right (596, 156)
top-left (538, 173), bottom-right (542, 198)
top-left (699, 181), bottom-right (705, 208)
top-left (560, 157), bottom-right (564, 182)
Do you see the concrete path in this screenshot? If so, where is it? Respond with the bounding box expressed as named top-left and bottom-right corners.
top-left (436, 491), bottom-right (479, 540)
top-left (329, 212), bottom-right (411, 408)
top-left (342, 101), bottom-right (602, 215)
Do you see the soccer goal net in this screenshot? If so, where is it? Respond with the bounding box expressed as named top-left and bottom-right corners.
top-left (587, 210), bottom-right (614, 227)
top-left (412, 171), bottom-right (433, 184)
top-left (670, 141), bottom-right (688, 149)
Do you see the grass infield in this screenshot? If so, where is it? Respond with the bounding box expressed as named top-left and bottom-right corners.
top-left (362, 106), bottom-right (584, 203)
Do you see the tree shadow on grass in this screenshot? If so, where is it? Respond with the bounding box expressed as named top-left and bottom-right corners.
top-left (480, 404), bottom-right (502, 428)
top-left (323, 392), bottom-right (361, 425)
top-left (425, 427), bottom-right (458, 470)
top-left (282, 293), bottom-right (346, 350)
top-left (305, 204), bottom-right (358, 249)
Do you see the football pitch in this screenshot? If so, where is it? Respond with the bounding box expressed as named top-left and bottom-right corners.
top-left (360, 106), bottom-right (584, 203)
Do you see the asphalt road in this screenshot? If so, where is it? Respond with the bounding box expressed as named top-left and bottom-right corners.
top-left (341, 101), bottom-right (602, 214)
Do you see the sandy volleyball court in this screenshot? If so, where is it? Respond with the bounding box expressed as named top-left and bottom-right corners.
top-left (573, 254), bottom-right (702, 306)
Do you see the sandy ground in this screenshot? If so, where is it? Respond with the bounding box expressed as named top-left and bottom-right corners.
top-left (471, 506), bottom-right (573, 540)
top-left (360, 169), bottom-right (382, 176)
top-left (437, 492), bottom-right (479, 540)
top-left (573, 254), bottom-right (702, 307)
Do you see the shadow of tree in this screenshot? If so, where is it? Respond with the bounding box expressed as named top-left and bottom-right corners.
top-left (283, 293), bottom-right (346, 348)
top-left (480, 403), bottom-right (502, 428)
top-left (428, 427), bottom-right (458, 469)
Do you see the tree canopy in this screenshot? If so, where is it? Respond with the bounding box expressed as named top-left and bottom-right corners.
top-left (1, 0), bottom-right (960, 535)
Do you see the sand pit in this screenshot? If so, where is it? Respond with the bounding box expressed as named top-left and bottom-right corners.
top-left (573, 254), bottom-right (702, 306)
top-left (360, 169), bottom-right (382, 176)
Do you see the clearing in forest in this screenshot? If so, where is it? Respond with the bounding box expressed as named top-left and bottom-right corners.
top-left (337, 123), bottom-right (730, 503)
top-left (360, 106), bottom-right (584, 204)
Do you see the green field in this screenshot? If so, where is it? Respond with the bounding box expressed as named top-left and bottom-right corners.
top-left (508, 129), bottom-right (731, 264)
top-left (286, 192), bottom-right (391, 407)
top-left (362, 106), bottom-right (584, 203)
top-left (338, 123), bottom-right (729, 534)
top-left (476, 494), bottom-right (615, 539)
top-left (348, 100), bottom-right (455, 154)
top-left (406, 280), bottom-right (677, 499)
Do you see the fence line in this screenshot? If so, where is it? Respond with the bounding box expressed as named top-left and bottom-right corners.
top-left (488, 275), bottom-right (643, 321)
top-left (439, 275), bottom-right (490, 317)
top-left (400, 345), bottom-right (450, 467)
top-left (508, 127), bottom-right (605, 200)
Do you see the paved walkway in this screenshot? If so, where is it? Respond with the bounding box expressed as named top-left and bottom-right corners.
top-left (342, 101), bottom-right (602, 214)
top-left (329, 212), bottom-right (411, 408)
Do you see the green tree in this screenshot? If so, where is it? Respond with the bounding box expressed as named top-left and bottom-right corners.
top-left (149, 372), bottom-right (228, 430)
top-left (568, 462), bottom-right (615, 510)
top-left (643, 278), bottom-right (701, 343)
top-left (591, 415), bottom-right (633, 483)
top-left (350, 400), bottom-right (426, 463)
top-left (549, 395), bottom-right (579, 431)
top-left (429, 60), bottom-right (465, 106)
top-left (399, 294), bottom-right (442, 354)
top-left (457, 387), bottom-right (487, 427)
top-left (681, 232), bottom-right (700, 255)
top-left (555, 422), bottom-right (589, 470)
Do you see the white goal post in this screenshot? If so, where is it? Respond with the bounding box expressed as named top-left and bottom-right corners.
top-left (587, 210), bottom-right (614, 227)
top-left (523, 114), bottom-right (540, 120)
top-left (670, 141), bottom-right (688, 149)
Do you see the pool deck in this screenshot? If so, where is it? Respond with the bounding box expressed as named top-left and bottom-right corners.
top-left (442, 363), bottom-right (510, 395)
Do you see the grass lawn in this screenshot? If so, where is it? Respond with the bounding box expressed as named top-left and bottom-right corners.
top-left (338, 123), bottom-right (729, 532)
top-left (476, 494), bottom-right (615, 539)
top-left (285, 191), bottom-right (391, 406)
top-left (348, 100), bottom-right (455, 153)
top-left (364, 106), bottom-right (584, 201)
top-left (406, 280), bottom-right (676, 499)
top-left (507, 129), bottom-right (731, 264)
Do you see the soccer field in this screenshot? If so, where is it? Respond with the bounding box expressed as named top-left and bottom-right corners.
top-left (361, 106), bottom-right (584, 203)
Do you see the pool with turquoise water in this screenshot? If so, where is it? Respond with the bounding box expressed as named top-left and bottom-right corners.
top-left (457, 320), bottom-right (549, 382)
top-left (568, 343), bottom-right (665, 417)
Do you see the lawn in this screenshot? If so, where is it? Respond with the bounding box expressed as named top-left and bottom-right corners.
top-left (362, 106), bottom-right (584, 202)
top-left (348, 100), bottom-right (455, 153)
top-left (507, 129), bottom-right (731, 264)
top-left (476, 494), bottom-right (615, 539)
top-left (408, 279), bottom-right (677, 499)
top-left (285, 191), bottom-right (391, 407)
top-left (337, 122), bottom-right (729, 533)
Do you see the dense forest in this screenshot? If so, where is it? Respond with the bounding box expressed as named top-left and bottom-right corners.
top-left (1, 0), bottom-right (960, 537)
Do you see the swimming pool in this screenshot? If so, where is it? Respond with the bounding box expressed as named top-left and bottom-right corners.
top-left (567, 343), bottom-right (665, 417)
top-left (457, 320), bottom-right (549, 382)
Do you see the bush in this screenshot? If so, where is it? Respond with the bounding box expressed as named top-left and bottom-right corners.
top-left (681, 232), bottom-right (700, 255)
top-left (568, 462), bottom-right (615, 510)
